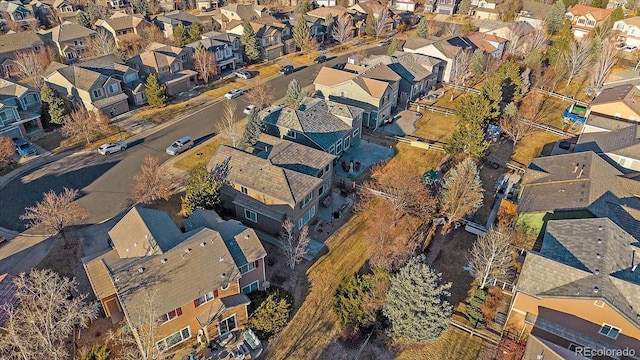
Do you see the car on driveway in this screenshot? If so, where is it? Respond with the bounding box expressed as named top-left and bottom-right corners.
top-left (314, 55), bottom-right (327, 64)
top-left (224, 88), bottom-right (244, 99)
top-left (166, 136), bottom-right (194, 155)
top-left (332, 62), bottom-right (346, 70)
top-left (279, 65), bottom-right (294, 75)
top-left (243, 104), bottom-right (257, 115)
top-left (98, 142), bottom-right (127, 155)
top-left (234, 70), bottom-right (253, 79)
top-left (12, 138), bottom-right (36, 157)
top-left (377, 40), bottom-right (391, 47)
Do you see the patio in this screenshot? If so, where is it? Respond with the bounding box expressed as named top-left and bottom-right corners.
top-left (318, 191), bottom-right (354, 222)
top-left (334, 139), bottom-right (394, 178)
top-left (171, 329), bottom-right (263, 360)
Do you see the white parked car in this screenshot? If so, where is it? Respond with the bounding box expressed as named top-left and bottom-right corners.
top-left (234, 70), bottom-right (252, 79)
top-left (243, 105), bottom-right (257, 115)
top-left (166, 136), bottom-right (194, 156)
top-left (625, 45), bottom-right (638, 53)
top-left (224, 89), bottom-right (244, 99)
top-left (98, 142), bottom-right (127, 155)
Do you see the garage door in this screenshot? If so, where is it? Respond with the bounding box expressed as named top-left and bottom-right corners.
top-left (438, 8), bottom-right (450, 14)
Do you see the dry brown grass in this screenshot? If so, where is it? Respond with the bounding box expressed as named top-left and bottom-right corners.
top-left (413, 111), bottom-right (458, 142)
top-left (395, 327), bottom-right (486, 360)
top-left (144, 193), bottom-right (185, 226)
top-left (59, 125), bottom-right (132, 151)
top-left (204, 79), bottom-right (242, 99)
top-left (248, 62), bottom-right (282, 80)
top-left (511, 130), bottom-right (561, 166)
top-left (137, 102), bottom-right (195, 124)
top-left (266, 214), bottom-right (369, 360)
top-left (173, 135), bottom-right (232, 171)
top-left (389, 144), bottom-right (447, 173)
top-left (288, 51), bottom-right (321, 65)
top-left (32, 130), bottom-right (65, 152)
top-left (36, 236), bottom-right (80, 279)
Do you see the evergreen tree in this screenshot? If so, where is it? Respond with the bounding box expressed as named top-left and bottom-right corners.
top-left (181, 166), bottom-right (221, 216)
top-left (470, 49), bottom-right (486, 77)
top-left (454, 93), bottom-right (493, 127)
top-left (465, 288), bottom-right (486, 329)
top-left (383, 255), bottom-right (452, 344)
top-left (323, 14), bottom-right (334, 29)
top-left (247, 294), bottom-right (291, 339)
top-left (173, 22), bottom-right (189, 47)
top-left (365, 11), bottom-right (375, 37)
top-left (145, 73), bottom-right (166, 107)
top-left (188, 22), bottom-right (204, 43)
top-left (297, 0), bottom-right (312, 14)
top-left (496, 60), bottom-right (523, 103)
top-left (590, 0), bottom-right (608, 8)
top-left (133, 0), bottom-right (148, 18)
top-left (293, 15), bottom-right (311, 51)
top-left (386, 37), bottom-right (399, 56)
top-left (439, 158), bottom-right (484, 231)
top-left (241, 22), bottom-right (261, 62)
top-left (87, 3), bottom-right (101, 25)
top-left (458, 0), bottom-right (471, 15)
top-left (285, 79), bottom-right (304, 108)
top-left (547, 1), bottom-right (566, 34)
top-left (445, 124), bottom-right (490, 159)
top-left (41, 85), bottom-right (68, 125)
top-left (611, 6), bottom-right (624, 22)
top-left (239, 109), bottom-right (262, 149)
top-left (548, 24), bottom-right (573, 66)
top-left (562, 0), bottom-right (577, 8)
top-left (481, 75), bottom-right (503, 118)
top-left (333, 273), bottom-right (374, 329)
top-left (415, 17), bottom-right (429, 38)
top-left (76, 11), bottom-right (91, 29)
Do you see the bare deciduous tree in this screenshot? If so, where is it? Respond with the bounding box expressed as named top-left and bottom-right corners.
top-left (450, 49), bottom-right (472, 100)
top-left (61, 107), bottom-right (108, 145)
top-left (216, 100), bottom-right (240, 148)
top-left (107, 290), bottom-right (166, 360)
top-left (445, 22), bottom-right (459, 36)
top-left (245, 82), bottom-right (274, 110)
top-left (523, 28), bottom-right (549, 55)
top-left (331, 14), bottom-right (355, 44)
top-left (0, 135), bottom-right (14, 165)
top-left (89, 29), bottom-right (117, 58)
top-left (192, 48), bottom-right (218, 84)
top-left (498, 104), bottom-right (537, 149)
top-left (468, 229), bottom-right (514, 288)
top-left (20, 187), bottom-right (88, 241)
top-left (0, 269), bottom-right (99, 360)
top-left (10, 50), bottom-right (50, 88)
top-left (590, 39), bottom-right (618, 92)
top-left (562, 38), bottom-right (592, 87)
top-left (131, 154), bottom-right (174, 204)
top-left (280, 218), bottom-right (310, 271)
top-left (372, 5), bottom-right (391, 40)
top-left (440, 158), bottom-right (483, 232)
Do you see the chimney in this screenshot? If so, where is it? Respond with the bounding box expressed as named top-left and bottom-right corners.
top-left (573, 162), bottom-right (579, 173)
top-left (577, 165), bottom-right (584, 178)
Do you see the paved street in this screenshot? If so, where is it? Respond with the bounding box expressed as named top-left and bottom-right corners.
top-left (0, 47), bottom-right (387, 231)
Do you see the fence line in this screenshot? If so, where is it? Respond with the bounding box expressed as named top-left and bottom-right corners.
top-left (505, 163), bottom-right (526, 173)
top-left (518, 118), bottom-right (568, 137)
top-left (536, 88), bottom-right (588, 107)
top-left (450, 320), bottom-right (501, 345)
top-left (385, 134), bottom-right (447, 153)
top-left (447, 84), bottom-right (482, 94)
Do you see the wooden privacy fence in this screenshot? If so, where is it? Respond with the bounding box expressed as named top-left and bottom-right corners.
top-left (536, 88), bottom-right (588, 107)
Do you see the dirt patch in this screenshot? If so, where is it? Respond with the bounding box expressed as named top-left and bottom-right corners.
top-left (32, 129), bottom-right (66, 152)
top-left (35, 235), bottom-right (81, 279)
top-left (395, 326), bottom-right (487, 360)
top-left (145, 193), bottom-right (186, 226)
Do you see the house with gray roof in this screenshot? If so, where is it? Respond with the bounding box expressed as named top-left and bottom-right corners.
top-left (128, 42), bottom-right (197, 96)
top-left (0, 77), bottom-right (43, 138)
top-left (154, 10), bottom-right (206, 40)
top-left (0, 31), bottom-right (45, 79)
top-left (38, 21), bottom-right (97, 62)
top-left (516, 151), bottom-right (640, 238)
top-left (43, 60), bottom-right (131, 117)
top-left (185, 31), bottom-right (242, 75)
top-left (95, 13), bottom-right (151, 48)
top-left (260, 97), bottom-right (364, 157)
top-left (506, 218), bottom-right (640, 358)
top-left (576, 122), bottom-right (640, 171)
top-left (403, 35), bottom-right (477, 82)
top-left (0, 0), bottom-right (38, 30)
top-left (83, 206), bottom-right (266, 355)
top-left (207, 134), bottom-right (336, 235)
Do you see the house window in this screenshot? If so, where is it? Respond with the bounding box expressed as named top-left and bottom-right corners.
top-left (240, 261), bottom-right (256, 274)
top-left (340, 91), bottom-right (346, 97)
top-left (92, 88), bottom-right (104, 98)
top-left (241, 281), bottom-right (259, 294)
top-left (298, 205), bottom-right (316, 228)
top-left (124, 73), bottom-right (137, 83)
top-left (577, 18), bottom-right (586, 25)
top-left (599, 324), bottom-right (620, 339)
top-left (157, 326), bottom-right (191, 351)
top-left (300, 192), bottom-right (313, 208)
top-left (172, 63), bottom-right (180, 72)
top-left (328, 145), bottom-right (335, 154)
top-left (241, 186), bottom-right (248, 194)
top-left (218, 314), bottom-right (237, 336)
top-left (336, 139), bottom-right (343, 154)
top-left (159, 307), bottom-right (183, 323)
top-left (33, 45), bottom-right (41, 51)
top-left (66, 52), bottom-right (75, 60)
top-left (353, 128), bottom-right (360, 138)
top-left (318, 182), bottom-right (328, 196)
top-left (107, 83), bottom-right (119, 94)
top-left (244, 209), bottom-right (257, 222)
top-left (587, 20), bottom-right (596, 27)
top-left (194, 291), bottom-right (214, 307)
top-left (286, 129), bottom-right (296, 139)
top-left (344, 136), bottom-right (350, 150)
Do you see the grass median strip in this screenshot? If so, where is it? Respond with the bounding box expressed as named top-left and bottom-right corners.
top-left (137, 101), bottom-right (195, 124)
top-left (173, 135), bottom-right (232, 171)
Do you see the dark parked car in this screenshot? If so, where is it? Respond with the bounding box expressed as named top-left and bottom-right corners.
top-left (332, 62), bottom-right (346, 70)
top-left (313, 55), bottom-right (327, 64)
top-left (12, 137), bottom-right (36, 157)
top-left (279, 65), bottom-right (294, 75)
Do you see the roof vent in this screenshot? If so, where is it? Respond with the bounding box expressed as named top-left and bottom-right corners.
top-left (598, 226), bottom-right (604, 231)
top-left (138, 267), bottom-right (145, 274)
top-left (593, 286), bottom-right (599, 294)
top-left (597, 238), bottom-right (602, 244)
top-left (594, 269), bottom-right (600, 275)
top-left (244, 234), bottom-right (250, 240)
top-left (161, 258), bottom-right (167, 264)
top-left (200, 242), bottom-right (206, 247)
top-left (133, 242), bottom-right (138, 247)
top-left (634, 264), bottom-right (638, 272)
top-left (596, 253), bottom-right (601, 259)
top-left (573, 162), bottom-right (579, 173)
top-left (125, 247), bottom-right (129, 252)
top-left (185, 248), bottom-right (191, 253)
top-left (114, 277), bottom-right (119, 283)
top-left (219, 256), bottom-right (225, 262)
top-left (220, 272), bottom-right (227, 278)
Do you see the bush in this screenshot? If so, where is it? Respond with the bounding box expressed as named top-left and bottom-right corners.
top-left (247, 286), bottom-right (293, 315)
top-left (481, 286), bottom-right (504, 324)
top-left (334, 274), bottom-right (373, 330)
top-left (247, 294), bottom-right (291, 339)
top-left (465, 288), bottom-right (487, 329)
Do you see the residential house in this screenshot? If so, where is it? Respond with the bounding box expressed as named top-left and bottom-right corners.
top-left (469, 0), bottom-right (502, 20)
top-left (505, 218), bottom-right (640, 358)
top-left (436, 0), bottom-right (458, 15)
top-left (77, 54), bottom-right (147, 106)
top-left (365, 52), bottom-right (445, 102)
top-left (83, 205), bottom-right (267, 353)
top-left (219, 3), bottom-right (268, 23)
top-left (306, 6), bottom-right (354, 39)
top-left (41, 0), bottom-right (81, 24)
top-left (0, 31), bottom-right (45, 79)
top-left (43, 61), bottom-right (130, 117)
top-left (317, 0), bottom-right (337, 6)
top-left (348, 0), bottom-right (394, 35)
top-left (515, 151), bottom-right (640, 238)
top-left (226, 21), bottom-right (295, 61)
top-left (0, 0), bottom-right (38, 30)
top-left (466, 32), bottom-right (507, 58)
top-left (588, 83), bottom-right (640, 122)
top-left (517, 0), bottom-right (552, 29)
top-left (28, 0), bottom-right (57, 27)
top-left (403, 35), bottom-right (477, 82)
top-left (613, 16), bottom-right (640, 48)
top-left (290, 13), bottom-right (327, 43)
top-left (260, 97), bottom-right (364, 156)
top-left (207, 134), bottom-right (336, 235)
top-left (186, 32), bottom-right (241, 74)
top-left (565, 4), bottom-right (613, 38)
top-left (99, 0), bottom-right (126, 10)
top-left (484, 21), bottom-right (535, 56)
top-left (0, 78), bottom-right (42, 138)
top-left (394, 0), bottom-right (418, 12)
top-left (478, 19), bottom-right (508, 33)
top-left (95, 13), bottom-right (151, 48)
top-left (195, 0), bottom-right (219, 11)
top-left (38, 21), bottom-right (97, 62)
top-left (575, 123), bottom-right (640, 172)
top-left (154, 10), bottom-right (204, 40)
top-left (314, 66), bottom-right (395, 128)
top-left (0, 273), bottom-right (18, 327)
top-left (128, 42), bottom-right (197, 96)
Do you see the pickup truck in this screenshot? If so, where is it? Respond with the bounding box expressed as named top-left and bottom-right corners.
top-left (562, 104), bottom-right (587, 124)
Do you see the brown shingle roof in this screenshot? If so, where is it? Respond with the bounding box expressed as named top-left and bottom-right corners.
top-left (314, 67), bottom-right (390, 100)
top-left (39, 21), bottom-right (96, 43)
top-left (82, 249), bottom-right (119, 300)
top-left (591, 83), bottom-right (640, 116)
top-left (0, 31), bottom-right (44, 57)
top-left (568, 4), bottom-right (612, 21)
top-left (306, 6), bottom-right (349, 19)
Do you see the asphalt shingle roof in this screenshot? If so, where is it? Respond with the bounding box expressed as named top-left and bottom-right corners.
top-left (0, 31), bottom-right (44, 57)
top-left (39, 21), bottom-right (96, 43)
top-left (255, 133), bottom-right (336, 175)
top-left (517, 218), bottom-right (640, 327)
top-left (576, 123), bottom-right (640, 159)
top-left (0, 273), bottom-right (18, 326)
